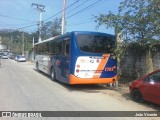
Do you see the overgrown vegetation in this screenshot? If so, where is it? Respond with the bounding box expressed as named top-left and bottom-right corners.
top-left (95, 0), bottom-right (160, 57)
top-left (95, 0), bottom-right (160, 83)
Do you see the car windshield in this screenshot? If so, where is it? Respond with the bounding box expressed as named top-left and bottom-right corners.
top-left (149, 72), bottom-right (160, 82)
top-left (76, 34), bottom-right (115, 53)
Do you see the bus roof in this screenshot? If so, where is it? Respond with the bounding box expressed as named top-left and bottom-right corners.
top-left (34, 31), bottom-right (115, 45)
top-left (34, 35), bottom-right (60, 45)
top-left (72, 31), bottom-right (115, 36)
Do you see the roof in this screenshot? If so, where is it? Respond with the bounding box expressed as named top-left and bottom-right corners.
top-left (34, 31), bottom-right (115, 45)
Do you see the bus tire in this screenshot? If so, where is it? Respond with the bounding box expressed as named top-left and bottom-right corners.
top-left (51, 67), bottom-right (56, 81)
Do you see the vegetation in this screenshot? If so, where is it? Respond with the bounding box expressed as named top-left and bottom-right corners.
top-left (95, 0), bottom-right (160, 83)
top-left (0, 18), bottom-right (61, 55)
top-left (41, 18), bottom-right (61, 40)
top-left (95, 0), bottom-right (160, 56)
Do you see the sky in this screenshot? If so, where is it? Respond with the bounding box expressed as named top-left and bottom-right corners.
top-left (0, 0), bottom-right (122, 35)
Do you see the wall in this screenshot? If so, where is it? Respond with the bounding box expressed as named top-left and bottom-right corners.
top-left (119, 49), bottom-right (160, 81)
top-left (0, 41), bottom-right (7, 50)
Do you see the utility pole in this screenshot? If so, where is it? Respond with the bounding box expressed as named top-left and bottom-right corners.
top-left (22, 31), bottom-right (24, 56)
top-left (32, 37), bottom-right (34, 47)
top-left (10, 35), bottom-right (12, 52)
top-left (18, 29), bottom-right (24, 55)
top-left (32, 3), bottom-right (45, 42)
top-left (61, 0), bottom-right (66, 35)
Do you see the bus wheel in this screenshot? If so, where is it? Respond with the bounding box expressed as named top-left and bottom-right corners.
top-left (51, 67), bottom-right (56, 81)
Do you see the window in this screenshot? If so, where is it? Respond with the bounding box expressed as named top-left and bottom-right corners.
top-left (46, 42), bottom-right (49, 53)
top-left (49, 40), bottom-right (56, 54)
top-left (149, 72), bottom-right (160, 82)
top-left (55, 40), bottom-right (63, 55)
top-left (64, 39), bottom-right (70, 56)
top-left (39, 43), bottom-right (46, 54)
top-left (76, 34), bottom-right (115, 53)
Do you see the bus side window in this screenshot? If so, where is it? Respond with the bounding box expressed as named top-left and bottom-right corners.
top-left (37, 45), bottom-right (40, 54)
top-left (40, 43), bottom-right (46, 55)
top-left (46, 42), bottom-right (49, 54)
top-left (64, 40), bottom-right (69, 56)
top-left (49, 40), bottom-right (56, 55)
top-left (55, 40), bottom-right (63, 55)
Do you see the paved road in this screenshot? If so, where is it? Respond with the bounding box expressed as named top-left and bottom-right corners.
top-left (0, 59), bottom-right (158, 120)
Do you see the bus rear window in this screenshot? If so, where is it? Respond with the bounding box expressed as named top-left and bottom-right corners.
top-left (76, 34), bottom-right (115, 53)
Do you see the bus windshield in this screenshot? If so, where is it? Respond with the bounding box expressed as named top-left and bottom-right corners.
top-left (76, 34), bottom-right (115, 53)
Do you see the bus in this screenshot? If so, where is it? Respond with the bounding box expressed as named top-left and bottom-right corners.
top-left (34, 31), bottom-right (117, 84)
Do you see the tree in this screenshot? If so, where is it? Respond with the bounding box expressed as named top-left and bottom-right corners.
top-left (95, 0), bottom-right (160, 81)
top-left (0, 29), bottom-right (37, 54)
top-left (41, 18), bottom-right (61, 39)
top-left (95, 0), bottom-right (160, 44)
top-left (52, 18), bottom-right (61, 37)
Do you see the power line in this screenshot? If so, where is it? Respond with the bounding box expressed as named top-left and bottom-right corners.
top-left (65, 0), bottom-right (89, 16)
top-left (0, 14), bottom-right (36, 22)
top-left (44, 0), bottom-right (79, 22)
top-left (16, 0), bottom-right (80, 33)
top-left (67, 18), bottom-right (95, 26)
top-left (7, 0), bottom-right (102, 32)
top-left (47, 0), bottom-right (102, 28)
top-left (65, 0), bottom-right (102, 20)
top-left (67, 20), bottom-right (95, 27)
top-left (16, 24), bottom-right (37, 30)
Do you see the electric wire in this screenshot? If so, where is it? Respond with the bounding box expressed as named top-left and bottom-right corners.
top-left (44, 0), bottom-right (80, 22)
top-left (0, 14), bottom-right (37, 22)
top-left (3, 0), bottom-right (102, 31)
top-left (67, 18), bottom-right (95, 27)
top-left (65, 0), bottom-right (102, 20)
top-left (12, 0), bottom-right (80, 30)
top-left (65, 0), bottom-right (89, 16)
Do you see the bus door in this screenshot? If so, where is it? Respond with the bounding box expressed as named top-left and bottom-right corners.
top-left (61, 39), bottom-right (70, 79)
top-left (54, 38), bottom-right (70, 83)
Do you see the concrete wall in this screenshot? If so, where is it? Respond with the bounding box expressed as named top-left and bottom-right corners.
top-left (119, 49), bottom-right (160, 81)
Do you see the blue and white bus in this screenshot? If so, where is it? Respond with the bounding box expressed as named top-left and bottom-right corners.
top-left (34, 31), bottom-right (117, 84)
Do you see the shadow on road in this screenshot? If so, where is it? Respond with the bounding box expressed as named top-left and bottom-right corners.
top-left (33, 68), bottom-right (160, 111)
top-left (33, 68), bottom-right (109, 93)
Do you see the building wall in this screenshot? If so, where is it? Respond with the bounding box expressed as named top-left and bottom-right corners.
top-left (0, 41), bottom-right (7, 50)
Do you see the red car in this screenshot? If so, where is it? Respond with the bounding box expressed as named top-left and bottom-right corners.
top-left (129, 69), bottom-right (160, 105)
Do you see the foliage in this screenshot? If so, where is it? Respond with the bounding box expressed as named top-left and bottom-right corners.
top-left (0, 18), bottom-right (62, 54)
top-left (41, 18), bottom-right (61, 39)
top-left (0, 29), bottom-right (37, 54)
top-left (95, 0), bottom-right (160, 57)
